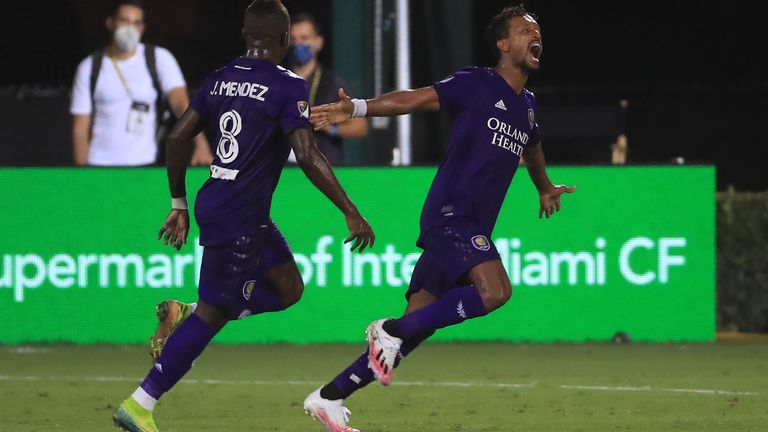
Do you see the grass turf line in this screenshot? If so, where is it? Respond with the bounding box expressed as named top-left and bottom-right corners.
top-left (0, 343), bottom-right (766, 432)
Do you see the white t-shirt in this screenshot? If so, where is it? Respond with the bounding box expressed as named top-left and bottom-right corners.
top-left (70, 44), bottom-right (186, 166)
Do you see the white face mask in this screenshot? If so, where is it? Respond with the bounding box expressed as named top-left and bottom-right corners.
top-left (114, 25), bottom-right (141, 52)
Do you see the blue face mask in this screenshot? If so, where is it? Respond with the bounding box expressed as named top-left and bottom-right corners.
top-left (288, 44), bottom-right (314, 66)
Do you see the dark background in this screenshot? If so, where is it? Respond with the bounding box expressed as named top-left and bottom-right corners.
top-left (1, 0), bottom-right (766, 190)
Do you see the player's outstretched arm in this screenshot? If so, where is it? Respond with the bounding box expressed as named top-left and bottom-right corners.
top-left (310, 87), bottom-right (439, 130)
top-left (289, 128), bottom-right (375, 252)
top-left (523, 142), bottom-right (576, 219)
top-left (158, 108), bottom-right (204, 250)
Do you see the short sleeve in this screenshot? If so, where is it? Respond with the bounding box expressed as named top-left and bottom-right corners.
top-left (432, 68), bottom-right (475, 114)
top-left (278, 78), bottom-right (312, 134)
top-left (530, 119), bottom-right (541, 146)
top-left (526, 93), bottom-right (541, 146)
top-left (155, 47), bottom-right (186, 93)
top-left (70, 57), bottom-right (93, 115)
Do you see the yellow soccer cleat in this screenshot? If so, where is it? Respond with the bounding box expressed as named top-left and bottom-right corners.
top-left (149, 300), bottom-right (194, 361)
top-left (113, 397), bottom-right (159, 432)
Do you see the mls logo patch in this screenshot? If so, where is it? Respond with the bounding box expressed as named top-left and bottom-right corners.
top-left (528, 109), bottom-right (536, 129)
top-left (471, 235), bottom-right (491, 251)
top-left (297, 101), bottom-right (310, 119)
top-left (242, 280), bottom-right (256, 301)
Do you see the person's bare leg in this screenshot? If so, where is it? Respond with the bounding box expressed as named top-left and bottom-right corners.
top-left (193, 300), bottom-right (229, 331)
top-left (466, 260), bottom-right (513, 311)
top-left (259, 259), bottom-right (304, 310)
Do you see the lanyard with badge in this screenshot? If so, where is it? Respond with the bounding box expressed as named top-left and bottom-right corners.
top-left (110, 56), bottom-right (150, 136)
top-left (309, 66), bottom-right (322, 106)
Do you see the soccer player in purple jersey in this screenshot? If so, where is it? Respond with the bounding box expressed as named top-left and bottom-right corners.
top-left (111, 1), bottom-right (375, 431)
top-left (303, 5), bottom-right (574, 431)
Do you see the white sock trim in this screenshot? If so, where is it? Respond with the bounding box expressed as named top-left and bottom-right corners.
top-left (131, 386), bottom-right (158, 412)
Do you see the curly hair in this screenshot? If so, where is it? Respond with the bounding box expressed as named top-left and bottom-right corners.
top-left (485, 5), bottom-right (538, 59)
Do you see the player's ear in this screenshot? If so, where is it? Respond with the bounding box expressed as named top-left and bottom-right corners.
top-left (106, 16), bottom-right (115, 32)
top-left (281, 31), bottom-right (290, 48)
top-left (496, 39), bottom-right (510, 54)
top-left (315, 34), bottom-right (325, 52)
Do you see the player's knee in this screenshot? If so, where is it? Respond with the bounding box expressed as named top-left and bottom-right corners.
top-left (468, 261), bottom-right (513, 312)
top-left (280, 276), bottom-right (304, 309)
top-left (479, 281), bottom-right (512, 312)
top-left (195, 301), bottom-right (229, 331)
top-left (266, 261), bottom-right (305, 309)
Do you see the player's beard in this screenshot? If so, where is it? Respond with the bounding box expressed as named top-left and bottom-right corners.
top-left (517, 57), bottom-right (540, 75)
top-left (524, 63), bottom-right (540, 74)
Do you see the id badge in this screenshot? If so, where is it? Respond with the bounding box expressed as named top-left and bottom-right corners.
top-left (127, 101), bottom-right (150, 135)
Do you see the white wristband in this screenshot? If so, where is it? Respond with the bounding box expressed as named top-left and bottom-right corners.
top-left (171, 197), bottom-right (188, 210)
top-left (351, 98), bottom-right (368, 118)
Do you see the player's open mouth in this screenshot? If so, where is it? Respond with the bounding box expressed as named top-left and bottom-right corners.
top-left (529, 42), bottom-right (542, 60)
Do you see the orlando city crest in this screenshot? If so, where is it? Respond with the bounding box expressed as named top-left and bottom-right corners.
top-left (471, 235), bottom-right (491, 252)
top-left (297, 101), bottom-right (310, 119)
top-left (242, 280), bottom-right (256, 301)
top-left (528, 109), bottom-right (535, 129)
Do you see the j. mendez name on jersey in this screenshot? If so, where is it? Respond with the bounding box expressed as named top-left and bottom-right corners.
top-left (209, 80), bottom-right (270, 101)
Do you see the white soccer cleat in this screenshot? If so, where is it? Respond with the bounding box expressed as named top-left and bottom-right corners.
top-left (303, 388), bottom-right (360, 432)
top-left (366, 319), bottom-right (403, 386)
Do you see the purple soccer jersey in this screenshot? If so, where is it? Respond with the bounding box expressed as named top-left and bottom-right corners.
top-left (190, 57), bottom-right (312, 246)
top-left (421, 67), bottom-right (541, 240)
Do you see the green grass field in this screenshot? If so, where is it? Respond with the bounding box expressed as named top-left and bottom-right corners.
top-left (1, 342), bottom-right (766, 431)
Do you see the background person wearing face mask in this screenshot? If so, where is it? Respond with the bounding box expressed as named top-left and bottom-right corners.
top-left (287, 13), bottom-right (368, 166)
top-left (70, 0), bottom-right (212, 167)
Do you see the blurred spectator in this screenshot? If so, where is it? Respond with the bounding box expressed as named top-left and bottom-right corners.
top-left (70, 0), bottom-right (212, 167)
top-left (286, 13), bottom-right (368, 166)
top-left (610, 134), bottom-right (628, 165)
top-left (610, 100), bottom-right (630, 165)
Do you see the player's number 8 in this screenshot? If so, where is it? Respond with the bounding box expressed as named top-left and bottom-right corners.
top-left (217, 110), bottom-right (242, 164)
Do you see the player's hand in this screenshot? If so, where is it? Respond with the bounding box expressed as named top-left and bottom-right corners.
top-left (539, 184), bottom-right (576, 219)
top-left (310, 88), bottom-right (354, 130)
top-left (158, 209), bottom-right (190, 251)
top-left (344, 212), bottom-right (375, 252)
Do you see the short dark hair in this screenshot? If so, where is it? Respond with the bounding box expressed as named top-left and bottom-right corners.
top-left (111, 0), bottom-right (144, 16)
top-left (291, 13), bottom-right (323, 35)
top-left (245, 0), bottom-right (290, 27)
top-left (485, 4), bottom-right (537, 59)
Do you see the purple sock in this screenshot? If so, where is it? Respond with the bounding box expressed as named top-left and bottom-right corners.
top-left (394, 331), bottom-right (432, 366)
top-left (324, 331), bottom-right (433, 400)
top-left (326, 350), bottom-right (373, 399)
top-left (394, 285), bottom-right (487, 340)
top-left (140, 314), bottom-right (216, 399)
